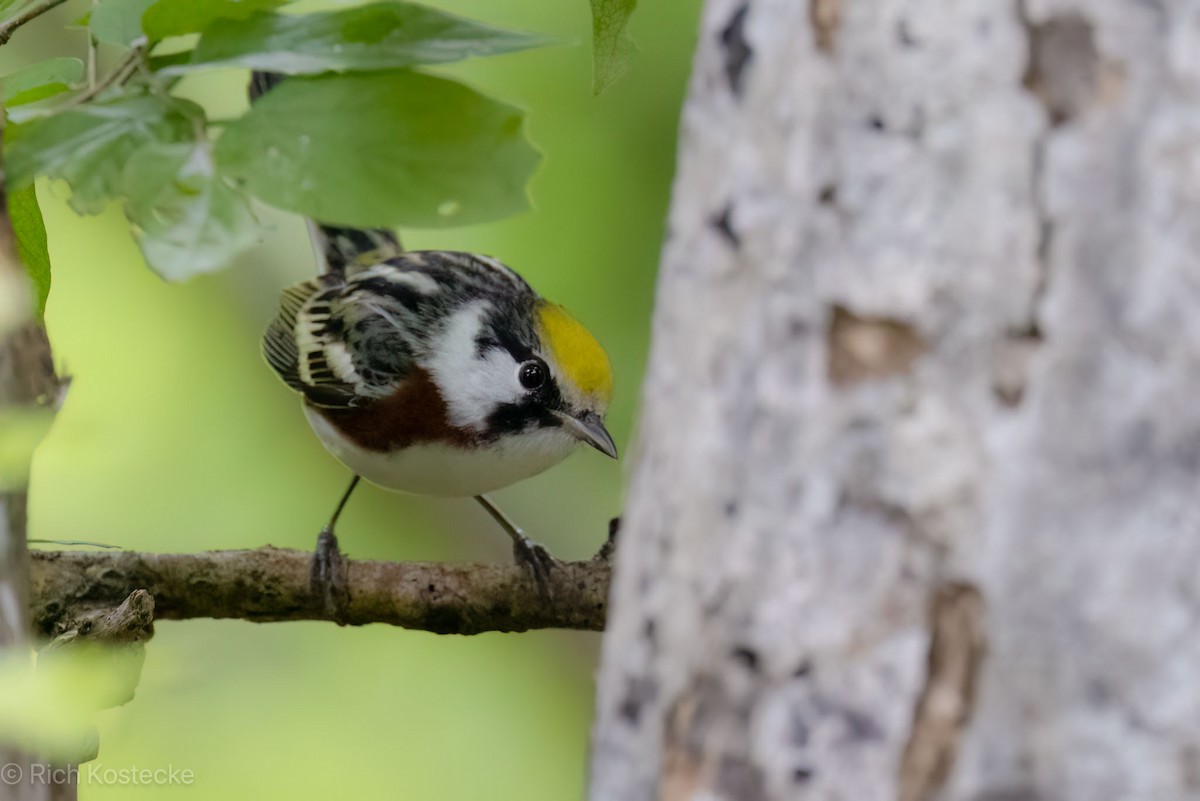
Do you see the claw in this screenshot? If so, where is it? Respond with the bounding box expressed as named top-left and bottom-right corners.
top-left (311, 525), bottom-right (350, 623)
top-left (474, 494), bottom-right (562, 599)
top-left (512, 535), bottom-right (558, 600)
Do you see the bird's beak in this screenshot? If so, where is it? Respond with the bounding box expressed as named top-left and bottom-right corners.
top-left (556, 410), bottom-right (618, 459)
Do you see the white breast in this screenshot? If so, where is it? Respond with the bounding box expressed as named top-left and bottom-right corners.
top-left (303, 404), bottom-right (580, 497)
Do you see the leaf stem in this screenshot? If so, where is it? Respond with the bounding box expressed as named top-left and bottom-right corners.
top-left (131, 43), bottom-right (166, 94)
top-left (87, 41), bottom-right (98, 88)
top-left (87, 38), bottom-right (97, 86)
top-left (0, 0), bottom-right (69, 46)
top-left (60, 48), bottom-right (141, 108)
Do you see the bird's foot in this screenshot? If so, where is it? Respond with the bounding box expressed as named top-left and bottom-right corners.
top-left (310, 525), bottom-right (350, 623)
top-left (512, 535), bottom-right (559, 600)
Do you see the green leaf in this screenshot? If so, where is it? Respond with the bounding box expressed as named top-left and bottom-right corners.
top-left (141, 0), bottom-right (291, 40)
top-left (0, 0), bottom-right (27, 19)
top-left (589, 0), bottom-right (637, 94)
top-left (122, 142), bottom-right (257, 280)
top-left (216, 70), bottom-right (540, 228)
top-left (2, 57), bottom-right (84, 107)
top-left (145, 49), bottom-right (192, 72)
top-left (6, 93), bottom-right (201, 214)
top-left (171, 2), bottom-right (550, 75)
top-left (10, 185), bottom-right (50, 319)
top-left (90, 0), bottom-right (156, 45)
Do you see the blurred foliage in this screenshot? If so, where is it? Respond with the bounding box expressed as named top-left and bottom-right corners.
top-left (141, 0), bottom-right (291, 40)
top-left (8, 0), bottom-right (554, 279)
top-left (0, 270), bottom-right (30, 335)
top-left (0, 406), bottom-right (53, 489)
top-left (216, 70), bottom-right (541, 228)
top-left (88, 0), bottom-right (157, 46)
top-left (1, 0), bottom-right (702, 797)
top-left (8, 94), bottom-right (204, 215)
top-left (2, 56), bottom-right (82, 105)
top-left (174, 3), bottom-right (552, 73)
top-left (122, 140), bottom-right (257, 279)
top-left (589, 0), bottom-right (636, 94)
top-left (0, 648), bottom-right (126, 762)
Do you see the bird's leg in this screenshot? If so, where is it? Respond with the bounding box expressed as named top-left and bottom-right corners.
top-left (474, 494), bottom-right (557, 598)
top-left (312, 475), bottom-right (360, 620)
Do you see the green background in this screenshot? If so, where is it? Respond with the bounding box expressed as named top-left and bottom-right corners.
top-left (4, 0), bottom-right (701, 797)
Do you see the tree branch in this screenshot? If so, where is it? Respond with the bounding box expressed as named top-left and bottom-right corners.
top-left (29, 548), bottom-right (612, 637)
top-left (0, 0), bottom-right (69, 46)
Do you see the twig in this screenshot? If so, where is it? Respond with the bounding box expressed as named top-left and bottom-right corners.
top-left (59, 48), bottom-right (141, 109)
top-left (86, 35), bottom-right (97, 88)
top-left (29, 548), bottom-right (612, 636)
top-left (0, 0), bottom-right (69, 46)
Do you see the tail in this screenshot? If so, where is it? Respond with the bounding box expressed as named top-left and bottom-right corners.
top-left (309, 225), bottom-right (403, 275)
top-left (247, 69), bottom-right (285, 102)
top-left (248, 70), bottom-right (403, 276)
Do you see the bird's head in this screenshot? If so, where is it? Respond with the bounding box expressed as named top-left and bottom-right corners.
top-left (428, 296), bottom-right (616, 459)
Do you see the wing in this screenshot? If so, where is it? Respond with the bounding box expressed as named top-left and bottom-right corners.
top-left (263, 268), bottom-right (421, 408)
top-left (264, 275), bottom-right (354, 407)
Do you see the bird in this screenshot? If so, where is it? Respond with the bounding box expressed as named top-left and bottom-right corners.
top-left (251, 71), bottom-right (617, 604)
top-left (262, 220), bottom-right (617, 603)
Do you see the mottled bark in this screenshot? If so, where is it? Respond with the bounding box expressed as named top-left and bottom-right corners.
top-left (590, 0), bottom-right (1200, 799)
top-left (29, 549), bottom-right (610, 636)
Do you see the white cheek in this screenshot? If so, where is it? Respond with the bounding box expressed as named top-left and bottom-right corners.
top-left (426, 303), bottom-right (524, 429)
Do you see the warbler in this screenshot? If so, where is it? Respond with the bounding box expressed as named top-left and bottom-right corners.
top-left (253, 72), bottom-right (616, 599)
top-left (262, 220), bottom-right (616, 607)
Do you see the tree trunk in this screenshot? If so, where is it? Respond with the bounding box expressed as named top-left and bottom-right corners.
top-left (0, 325), bottom-right (57, 801)
top-left (589, 1), bottom-right (1200, 799)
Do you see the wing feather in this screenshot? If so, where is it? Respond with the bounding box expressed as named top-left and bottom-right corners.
top-left (263, 278), bottom-right (320, 394)
top-left (264, 276), bottom-right (359, 407)
top-left (263, 270), bottom-right (421, 409)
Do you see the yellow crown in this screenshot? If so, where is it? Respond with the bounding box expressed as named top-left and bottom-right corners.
top-left (536, 302), bottom-right (613, 406)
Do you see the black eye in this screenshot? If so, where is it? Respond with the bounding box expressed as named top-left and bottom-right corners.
top-left (518, 359), bottom-right (547, 390)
